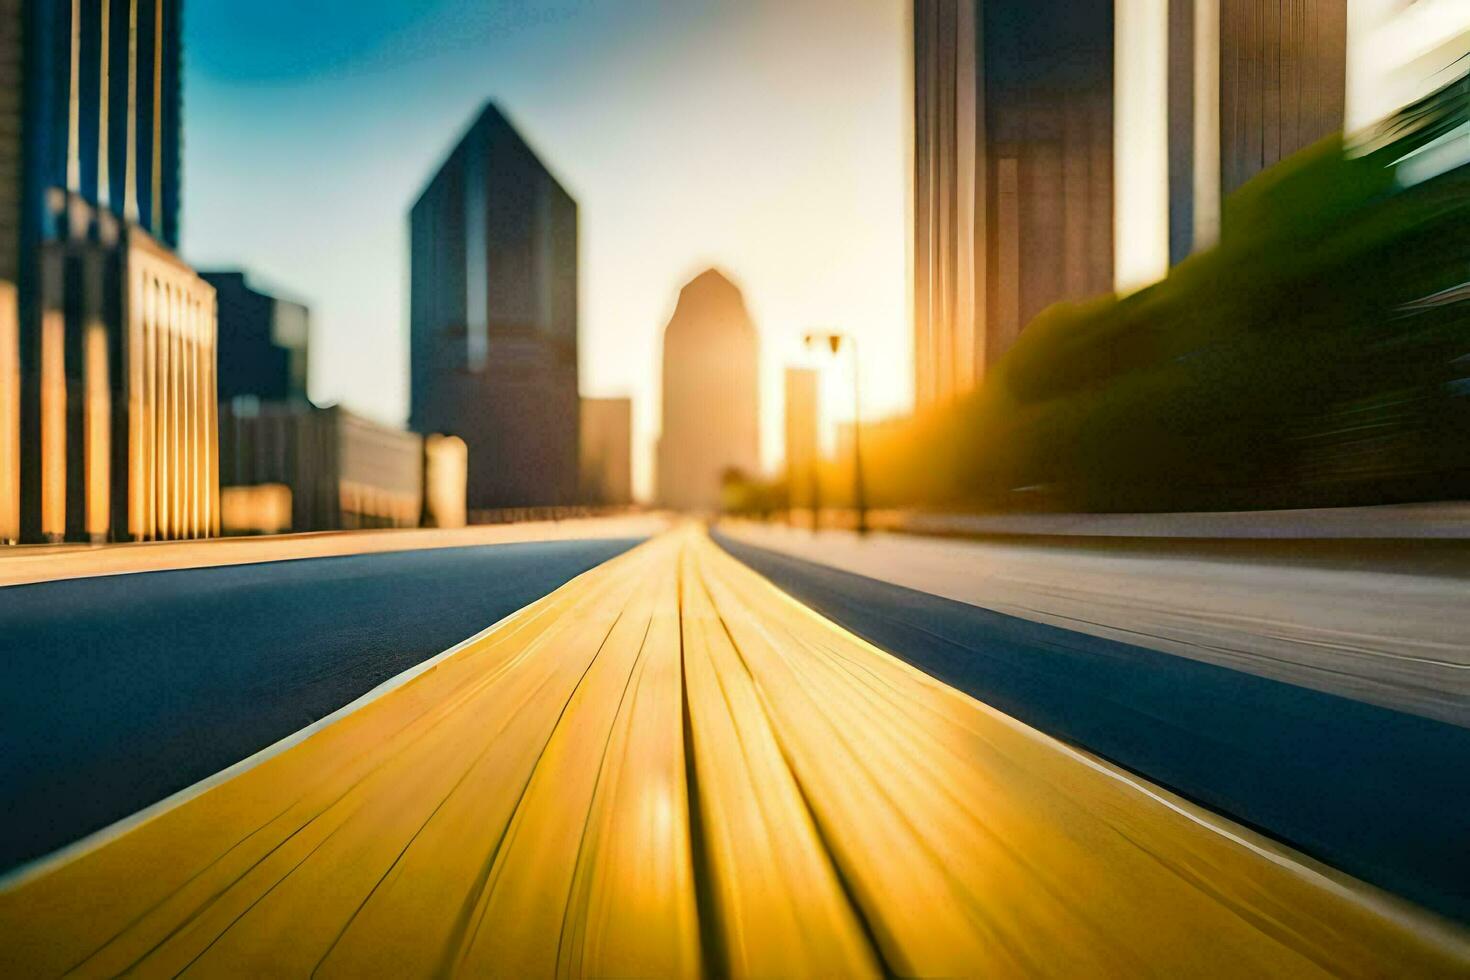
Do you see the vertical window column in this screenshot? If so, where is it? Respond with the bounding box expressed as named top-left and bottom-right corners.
top-left (40, 243), bottom-right (67, 542)
top-left (83, 250), bottom-right (110, 542)
top-left (127, 262), bottom-right (144, 539)
top-left (0, 281), bottom-right (17, 543)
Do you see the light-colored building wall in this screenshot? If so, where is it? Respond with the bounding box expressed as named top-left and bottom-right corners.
top-left (0, 1), bottom-right (19, 541)
top-left (338, 409), bottom-right (423, 528)
top-left (1346, 0), bottom-right (1469, 132)
top-left (1346, 0), bottom-right (1468, 183)
top-left (424, 433), bottom-right (467, 529)
top-left (219, 402), bottom-right (422, 534)
top-left (580, 396), bottom-right (632, 506)
top-left (19, 202), bottom-right (217, 543)
top-left (123, 224), bottom-right (219, 541)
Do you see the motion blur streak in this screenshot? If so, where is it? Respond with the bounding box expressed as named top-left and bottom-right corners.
top-left (1, 526), bottom-right (1466, 976)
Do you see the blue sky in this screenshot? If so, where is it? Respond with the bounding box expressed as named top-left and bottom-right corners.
top-left (181, 0), bottom-right (910, 499)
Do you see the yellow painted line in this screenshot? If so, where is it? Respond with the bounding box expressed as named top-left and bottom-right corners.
top-left (679, 543), bottom-right (880, 976)
top-left (0, 578), bottom-right (577, 896)
top-left (1, 524), bottom-right (1466, 977)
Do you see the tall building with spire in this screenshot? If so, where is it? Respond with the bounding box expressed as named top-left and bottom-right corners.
top-left (0, 0), bottom-right (216, 543)
top-left (657, 269), bottom-right (759, 511)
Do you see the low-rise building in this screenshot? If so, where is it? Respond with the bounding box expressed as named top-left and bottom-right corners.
top-left (219, 402), bottom-right (424, 534)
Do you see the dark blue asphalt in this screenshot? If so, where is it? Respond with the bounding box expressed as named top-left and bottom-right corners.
top-left (714, 531), bottom-right (1470, 925)
top-left (0, 537), bottom-right (640, 873)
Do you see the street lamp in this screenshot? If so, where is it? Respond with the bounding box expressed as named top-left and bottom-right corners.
top-left (804, 331), bottom-right (868, 535)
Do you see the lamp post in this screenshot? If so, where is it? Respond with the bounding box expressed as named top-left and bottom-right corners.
top-left (804, 331), bottom-right (867, 535)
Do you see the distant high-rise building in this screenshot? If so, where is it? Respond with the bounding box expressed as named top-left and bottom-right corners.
top-left (657, 269), bottom-right (759, 510)
top-left (579, 396), bottom-right (632, 506)
top-left (203, 272), bottom-right (310, 404)
top-left (784, 367), bottom-right (819, 512)
top-left (913, 0), bottom-right (1115, 411)
top-left (1, 0), bottom-right (216, 543)
top-left (409, 103), bottom-right (579, 512)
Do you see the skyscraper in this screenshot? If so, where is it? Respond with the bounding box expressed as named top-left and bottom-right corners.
top-left (913, 0), bottom-right (1115, 411)
top-left (657, 269), bottom-right (759, 511)
top-left (409, 103), bottom-right (579, 512)
top-left (913, 2), bottom-right (1347, 409)
top-left (1, 0), bottom-right (216, 543)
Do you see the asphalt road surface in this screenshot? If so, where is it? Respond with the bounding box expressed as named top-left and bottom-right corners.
top-left (0, 537), bottom-right (641, 873)
top-left (4, 527), bottom-right (1463, 976)
top-left (714, 530), bottom-right (1470, 925)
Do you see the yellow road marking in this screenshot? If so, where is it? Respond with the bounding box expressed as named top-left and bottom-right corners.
top-left (1, 524), bottom-right (1465, 977)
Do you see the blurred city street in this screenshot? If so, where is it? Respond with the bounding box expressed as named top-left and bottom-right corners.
top-left (3, 524), bottom-right (1467, 976)
top-left (2, 0), bottom-right (1467, 974)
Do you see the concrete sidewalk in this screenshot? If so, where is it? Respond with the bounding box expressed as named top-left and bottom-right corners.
top-left (0, 514), bottom-right (670, 588)
top-left (798, 502), bottom-right (1470, 540)
top-left (719, 519), bottom-right (1470, 727)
